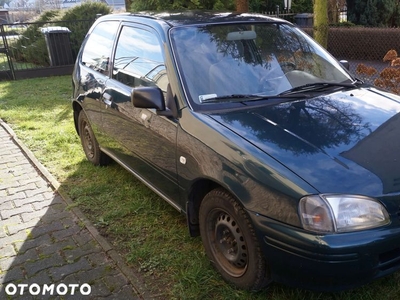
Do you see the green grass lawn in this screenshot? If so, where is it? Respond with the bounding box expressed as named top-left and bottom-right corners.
top-left (1, 76), bottom-right (400, 299)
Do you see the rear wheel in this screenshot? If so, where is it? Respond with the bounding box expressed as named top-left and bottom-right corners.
top-left (199, 188), bottom-right (271, 291)
top-left (78, 111), bottom-right (109, 166)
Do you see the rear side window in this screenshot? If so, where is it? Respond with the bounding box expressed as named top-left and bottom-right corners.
top-left (81, 21), bottom-right (119, 75)
top-left (112, 26), bottom-right (168, 92)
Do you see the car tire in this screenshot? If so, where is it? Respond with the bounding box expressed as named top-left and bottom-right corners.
top-left (78, 111), bottom-right (110, 166)
top-left (199, 188), bottom-right (271, 291)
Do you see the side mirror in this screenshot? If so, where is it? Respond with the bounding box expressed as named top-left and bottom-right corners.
top-left (340, 60), bottom-right (350, 70)
top-left (131, 86), bottom-right (175, 117)
top-left (131, 86), bottom-right (165, 110)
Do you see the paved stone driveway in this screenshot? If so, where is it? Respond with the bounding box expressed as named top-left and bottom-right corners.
top-left (0, 120), bottom-right (151, 299)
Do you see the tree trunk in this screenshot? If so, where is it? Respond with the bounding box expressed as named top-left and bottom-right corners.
top-left (328, 0), bottom-right (338, 24)
top-left (125, 0), bottom-right (133, 11)
top-left (236, 0), bottom-right (249, 13)
top-left (314, 0), bottom-right (329, 48)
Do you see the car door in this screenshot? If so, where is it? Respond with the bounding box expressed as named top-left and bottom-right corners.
top-left (75, 20), bottom-right (120, 141)
top-left (99, 24), bottom-right (180, 205)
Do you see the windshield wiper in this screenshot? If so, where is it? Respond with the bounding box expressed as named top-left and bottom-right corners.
top-left (353, 77), bottom-right (364, 86)
top-left (279, 82), bottom-right (357, 96)
top-left (200, 94), bottom-right (263, 103)
top-left (200, 93), bottom-right (307, 104)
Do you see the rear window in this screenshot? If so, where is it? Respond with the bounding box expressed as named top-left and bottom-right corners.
top-left (81, 21), bottom-right (119, 75)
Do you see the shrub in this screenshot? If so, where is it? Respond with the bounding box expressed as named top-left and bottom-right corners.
top-left (332, 21), bottom-right (356, 27)
top-left (61, 3), bottom-right (112, 58)
top-left (10, 3), bottom-right (111, 67)
top-left (357, 49), bottom-right (400, 95)
top-left (10, 10), bottom-right (59, 67)
top-left (130, 0), bottom-right (235, 11)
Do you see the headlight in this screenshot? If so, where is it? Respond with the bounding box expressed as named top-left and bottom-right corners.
top-left (299, 194), bottom-right (390, 233)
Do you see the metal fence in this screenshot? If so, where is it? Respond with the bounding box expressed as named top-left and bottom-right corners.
top-left (0, 19), bottom-right (93, 80)
top-left (265, 8), bottom-right (297, 23)
top-left (269, 10), bottom-right (400, 88)
top-left (325, 27), bottom-right (400, 89)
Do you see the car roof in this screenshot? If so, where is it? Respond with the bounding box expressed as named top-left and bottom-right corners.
top-left (97, 10), bottom-right (290, 27)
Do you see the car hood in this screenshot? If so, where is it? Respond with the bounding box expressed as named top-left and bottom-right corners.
top-left (209, 87), bottom-right (400, 196)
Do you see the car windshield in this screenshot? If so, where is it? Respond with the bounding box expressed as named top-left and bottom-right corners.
top-left (170, 22), bottom-right (354, 105)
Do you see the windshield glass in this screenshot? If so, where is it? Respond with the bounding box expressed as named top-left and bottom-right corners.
top-left (170, 23), bottom-right (353, 105)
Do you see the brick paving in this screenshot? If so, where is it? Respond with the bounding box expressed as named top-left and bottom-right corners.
top-left (0, 120), bottom-right (152, 299)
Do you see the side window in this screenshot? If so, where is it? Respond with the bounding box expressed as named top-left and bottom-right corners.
top-left (81, 21), bottom-right (119, 75)
top-left (113, 26), bottom-right (168, 93)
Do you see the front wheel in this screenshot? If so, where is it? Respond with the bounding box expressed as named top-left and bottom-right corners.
top-left (199, 188), bottom-right (271, 291)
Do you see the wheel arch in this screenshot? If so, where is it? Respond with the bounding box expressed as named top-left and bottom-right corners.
top-left (186, 178), bottom-right (243, 237)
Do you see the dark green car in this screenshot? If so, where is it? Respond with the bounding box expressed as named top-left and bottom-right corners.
top-left (72, 11), bottom-right (400, 291)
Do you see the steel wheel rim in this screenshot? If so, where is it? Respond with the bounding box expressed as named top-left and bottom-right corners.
top-left (82, 122), bottom-right (94, 159)
top-left (208, 209), bottom-right (248, 277)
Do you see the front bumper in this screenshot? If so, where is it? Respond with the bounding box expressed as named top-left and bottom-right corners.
top-left (250, 212), bottom-right (400, 291)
